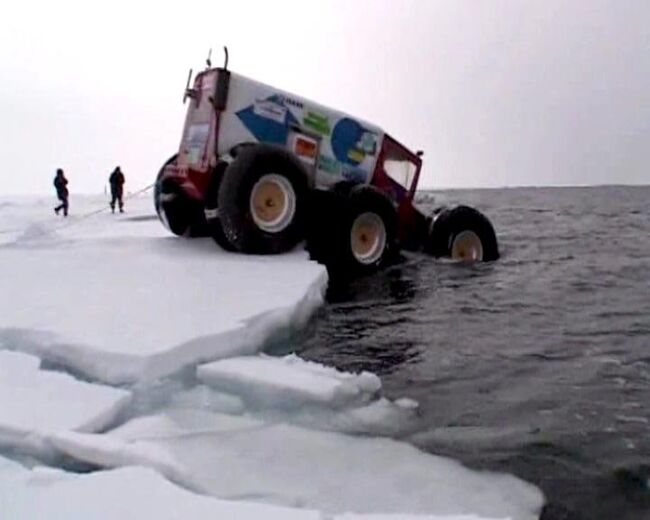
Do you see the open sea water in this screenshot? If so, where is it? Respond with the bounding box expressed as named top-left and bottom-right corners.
top-left (297, 186), bottom-right (650, 520)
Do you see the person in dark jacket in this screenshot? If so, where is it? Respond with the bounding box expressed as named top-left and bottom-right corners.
top-left (109, 166), bottom-right (125, 213)
top-left (53, 168), bottom-right (69, 216)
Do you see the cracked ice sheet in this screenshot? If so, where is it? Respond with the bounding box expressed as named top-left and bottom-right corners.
top-left (197, 354), bottom-right (384, 409)
top-left (0, 195), bottom-right (327, 384)
top-left (0, 351), bottom-right (130, 454)
top-left (195, 354), bottom-right (419, 437)
top-left (0, 455), bottom-right (320, 520)
top-left (0, 455), bottom-right (509, 520)
top-left (51, 408), bottom-right (543, 520)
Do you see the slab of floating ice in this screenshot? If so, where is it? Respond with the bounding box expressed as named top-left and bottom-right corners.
top-left (198, 354), bottom-right (382, 409)
top-left (0, 456), bottom-right (320, 520)
top-left (196, 354), bottom-right (417, 436)
top-left (51, 408), bottom-right (543, 520)
top-left (0, 454), bottom-right (499, 520)
top-left (0, 351), bottom-right (130, 453)
top-left (0, 195), bottom-right (327, 384)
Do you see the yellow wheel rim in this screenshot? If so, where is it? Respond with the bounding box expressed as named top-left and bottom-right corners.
top-left (249, 174), bottom-right (296, 233)
top-left (451, 230), bottom-right (484, 262)
top-left (350, 212), bottom-right (386, 265)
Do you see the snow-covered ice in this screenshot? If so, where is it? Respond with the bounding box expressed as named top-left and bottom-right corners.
top-left (0, 455), bottom-right (321, 520)
top-left (0, 195), bottom-right (327, 384)
top-left (0, 453), bottom-right (514, 519)
top-left (0, 350), bottom-right (130, 454)
top-left (0, 195), bottom-right (545, 519)
top-left (196, 353), bottom-right (419, 436)
top-left (197, 354), bottom-right (382, 409)
top-left (51, 407), bottom-right (543, 520)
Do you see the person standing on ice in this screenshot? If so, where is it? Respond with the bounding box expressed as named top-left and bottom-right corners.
top-left (109, 166), bottom-right (125, 213)
top-left (53, 168), bottom-right (69, 216)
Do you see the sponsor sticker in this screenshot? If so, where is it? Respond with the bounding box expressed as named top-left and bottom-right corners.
top-left (253, 99), bottom-right (287, 124)
top-left (347, 149), bottom-right (366, 164)
top-left (294, 135), bottom-right (318, 165)
top-left (304, 111), bottom-right (331, 135)
top-left (318, 155), bottom-right (341, 175)
top-left (357, 131), bottom-right (378, 155)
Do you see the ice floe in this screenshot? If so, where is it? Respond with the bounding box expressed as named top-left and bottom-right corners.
top-left (196, 353), bottom-right (418, 436)
top-left (0, 453), bottom-right (514, 519)
top-left (0, 195), bottom-right (544, 520)
top-left (0, 350), bottom-right (130, 455)
top-left (51, 407), bottom-right (543, 520)
top-left (197, 354), bottom-right (382, 409)
top-left (0, 455), bottom-right (320, 519)
top-left (0, 195), bottom-right (327, 384)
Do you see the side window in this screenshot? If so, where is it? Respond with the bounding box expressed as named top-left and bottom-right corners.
top-left (384, 158), bottom-right (417, 191)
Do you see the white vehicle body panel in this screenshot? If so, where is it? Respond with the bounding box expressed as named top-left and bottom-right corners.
top-left (216, 72), bottom-right (385, 189)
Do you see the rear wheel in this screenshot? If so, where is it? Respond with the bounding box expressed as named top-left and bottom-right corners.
top-left (203, 161), bottom-right (236, 251)
top-left (424, 205), bottom-right (499, 262)
top-left (218, 144), bottom-right (309, 254)
top-left (154, 155), bottom-right (207, 237)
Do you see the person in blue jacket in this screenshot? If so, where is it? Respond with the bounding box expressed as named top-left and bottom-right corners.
top-left (53, 168), bottom-right (69, 216)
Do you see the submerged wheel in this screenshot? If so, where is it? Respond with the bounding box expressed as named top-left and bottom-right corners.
top-left (450, 230), bottom-right (484, 262)
top-left (218, 144), bottom-right (308, 254)
top-left (308, 185), bottom-right (397, 275)
top-left (154, 155), bottom-right (207, 237)
top-left (350, 211), bottom-right (387, 265)
top-left (425, 205), bottom-right (499, 262)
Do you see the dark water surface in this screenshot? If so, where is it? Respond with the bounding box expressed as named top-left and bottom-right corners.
top-left (298, 186), bottom-right (650, 520)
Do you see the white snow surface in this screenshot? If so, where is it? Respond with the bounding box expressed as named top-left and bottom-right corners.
top-left (51, 407), bottom-right (542, 520)
top-left (0, 350), bottom-right (130, 453)
top-left (0, 195), bottom-right (544, 520)
top-left (0, 195), bottom-right (327, 384)
top-left (0, 455), bottom-right (320, 520)
top-left (198, 353), bottom-right (382, 409)
top-left (0, 454), bottom-right (507, 520)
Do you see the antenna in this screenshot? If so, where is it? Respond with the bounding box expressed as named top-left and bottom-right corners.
top-left (206, 48), bottom-right (212, 68)
top-left (183, 68), bottom-right (194, 104)
top-left (223, 46), bottom-right (229, 70)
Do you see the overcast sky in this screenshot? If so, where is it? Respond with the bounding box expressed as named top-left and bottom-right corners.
top-left (1, 0), bottom-right (648, 194)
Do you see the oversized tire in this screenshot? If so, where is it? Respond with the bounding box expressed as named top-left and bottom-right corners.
top-left (424, 205), bottom-right (499, 262)
top-left (308, 185), bottom-right (398, 275)
top-left (203, 161), bottom-right (236, 251)
top-left (154, 155), bottom-right (207, 237)
top-left (217, 144), bottom-right (309, 254)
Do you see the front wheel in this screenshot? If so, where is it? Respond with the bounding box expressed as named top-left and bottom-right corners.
top-left (424, 205), bottom-right (499, 262)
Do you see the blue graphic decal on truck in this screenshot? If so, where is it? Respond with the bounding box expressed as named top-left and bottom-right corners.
top-left (331, 118), bottom-right (378, 166)
top-left (236, 95), bottom-right (299, 145)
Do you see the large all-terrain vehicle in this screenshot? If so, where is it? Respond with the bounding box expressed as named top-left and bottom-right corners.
top-left (155, 52), bottom-right (499, 273)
